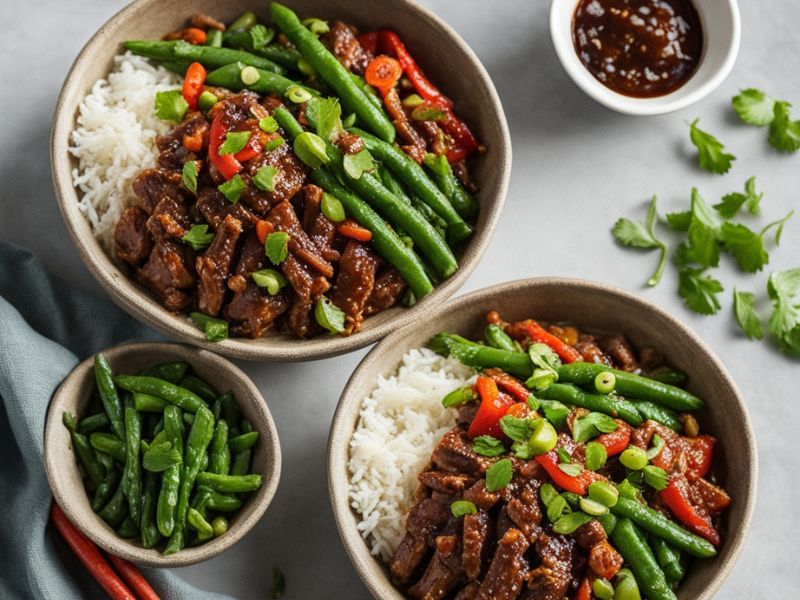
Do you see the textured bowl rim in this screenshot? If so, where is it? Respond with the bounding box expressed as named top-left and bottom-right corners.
top-left (50, 0), bottom-right (512, 362)
top-left (328, 277), bottom-right (757, 600)
top-left (43, 342), bottom-right (282, 567)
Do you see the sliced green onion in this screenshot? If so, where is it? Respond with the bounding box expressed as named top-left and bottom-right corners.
top-left (198, 91), bottom-right (219, 111)
top-left (259, 116), bottom-right (279, 133)
top-left (620, 446), bottom-right (649, 471)
top-left (594, 371), bottom-right (616, 394)
top-left (585, 441), bottom-right (607, 471)
top-left (401, 94), bottom-right (425, 108)
top-left (593, 578), bottom-right (615, 600)
top-left (293, 131), bottom-right (330, 168)
top-left (539, 483), bottom-right (559, 507)
top-left (579, 497), bottom-right (609, 516)
top-left (253, 165), bottom-right (279, 192)
top-left (218, 174), bottom-right (246, 204)
top-left (450, 499), bottom-right (477, 518)
top-left (588, 481), bottom-right (619, 507)
top-left (546, 495), bottom-right (569, 523)
top-left (240, 66), bottom-right (260, 86)
top-left (617, 479), bottom-right (641, 500)
top-left (190, 312), bottom-right (228, 342)
top-left (556, 447), bottom-right (571, 464)
top-left (264, 136), bottom-right (285, 152)
top-left (302, 17), bottom-right (329, 36)
top-left (251, 269), bottom-right (287, 295)
top-left (643, 465), bottom-right (669, 491)
top-left (286, 85), bottom-right (312, 104)
top-left (297, 57), bottom-right (316, 77)
top-left (411, 104), bottom-right (446, 121)
top-left (265, 231), bottom-right (290, 265)
top-left (646, 433), bottom-right (665, 460)
top-left (528, 419), bottom-right (558, 456)
top-left (441, 385), bottom-right (477, 408)
top-left (315, 297), bottom-right (345, 334)
top-left (218, 131), bottom-right (251, 156)
top-left (558, 463), bottom-right (582, 477)
top-left (321, 193), bottom-right (346, 222)
top-left (552, 511), bottom-right (592, 534)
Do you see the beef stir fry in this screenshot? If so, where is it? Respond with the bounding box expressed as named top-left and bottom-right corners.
top-left (391, 312), bottom-right (731, 600)
top-left (115, 4), bottom-right (483, 341)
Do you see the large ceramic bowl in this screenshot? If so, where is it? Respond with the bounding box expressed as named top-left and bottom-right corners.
top-left (44, 342), bottom-right (281, 567)
top-left (328, 278), bottom-right (756, 599)
top-left (50, 0), bottom-right (511, 361)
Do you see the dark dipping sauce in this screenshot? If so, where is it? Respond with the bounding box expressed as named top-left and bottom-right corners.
top-left (572, 0), bottom-right (703, 98)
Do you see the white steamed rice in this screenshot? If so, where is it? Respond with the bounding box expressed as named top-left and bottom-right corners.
top-left (348, 347), bottom-right (476, 562)
top-left (70, 52), bottom-right (180, 250)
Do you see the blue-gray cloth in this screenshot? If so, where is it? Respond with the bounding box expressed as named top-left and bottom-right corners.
top-left (0, 242), bottom-right (230, 600)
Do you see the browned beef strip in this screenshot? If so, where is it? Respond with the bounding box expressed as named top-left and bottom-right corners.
top-left (266, 201), bottom-right (333, 277)
top-left (419, 471), bottom-right (476, 495)
top-left (335, 132), bottom-right (365, 155)
top-left (241, 137), bottom-right (309, 213)
top-left (147, 196), bottom-right (190, 241)
top-left (523, 533), bottom-right (576, 600)
top-left (233, 230), bottom-right (266, 277)
top-left (462, 511), bottom-right (492, 581)
top-left (364, 268), bottom-right (407, 316)
top-left (504, 468), bottom-right (543, 542)
top-left (383, 88), bottom-right (427, 163)
top-left (224, 281), bottom-right (289, 338)
top-left (408, 534), bottom-right (464, 600)
top-left (282, 254), bottom-right (329, 338)
top-left (156, 111), bottom-right (209, 171)
top-left (573, 519), bottom-right (606, 550)
top-left (454, 582), bottom-right (481, 600)
top-left (196, 187), bottom-right (256, 232)
top-left (115, 206), bottom-right (153, 265)
top-left (476, 528), bottom-right (529, 600)
top-left (462, 480), bottom-right (500, 512)
top-left (574, 334), bottom-right (613, 366)
top-left (190, 12), bottom-right (225, 30)
top-left (137, 240), bottom-right (195, 312)
top-left (300, 184), bottom-right (340, 263)
top-left (391, 497), bottom-right (451, 585)
top-left (588, 540), bottom-right (623, 580)
top-left (431, 428), bottom-right (493, 476)
top-left (195, 214), bottom-right (243, 316)
top-left (132, 168), bottom-right (187, 214)
top-left (599, 334), bottom-right (639, 372)
top-left (321, 21), bottom-right (371, 74)
top-left (331, 241), bottom-right (378, 335)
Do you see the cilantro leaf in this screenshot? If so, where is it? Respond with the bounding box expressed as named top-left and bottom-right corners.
top-left (719, 223), bottom-right (769, 273)
top-left (142, 441), bottom-right (182, 472)
top-left (248, 24), bottom-right (274, 51)
top-left (572, 412), bottom-right (617, 443)
top-left (767, 269), bottom-right (800, 356)
top-left (689, 119), bottom-right (736, 174)
top-left (768, 101), bottom-right (800, 154)
top-left (182, 160), bottom-right (199, 194)
top-left (678, 268), bottom-right (724, 315)
top-left (181, 224), bottom-right (215, 251)
top-left (685, 188), bottom-right (722, 268)
top-left (315, 297), bottom-right (346, 333)
top-left (306, 97), bottom-right (343, 142)
top-left (665, 211), bottom-right (691, 232)
top-left (265, 231), bottom-right (289, 265)
top-left (190, 312), bottom-right (229, 342)
top-left (473, 435), bottom-right (506, 457)
top-left (154, 90), bottom-right (188, 123)
top-left (732, 89), bottom-right (776, 126)
top-left (218, 131), bottom-right (251, 156)
top-left (485, 458), bottom-right (513, 492)
top-left (342, 148), bottom-right (375, 180)
top-left (252, 165), bottom-right (279, 192)
top-left (714, 176), bottom-right (762, 218)
top-left (733, 289), bottom-right (763, 340)
top-left (612, 196), bottom-right (668, 286)
top-left (499, 415), bottom-right (536, 443)
top-left (218, 174), bottom-right (246, 203)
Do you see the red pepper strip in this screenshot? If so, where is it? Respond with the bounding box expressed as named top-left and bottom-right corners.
top-left (482, 368), bottom-right (530, 403)
top-left (439, 109), bottom-right (480, 163)
top-left (208, 112), bottom-right (242, 181)
top-left (467, 376), bottom-right (514, 439)
top-left (358, 32), bottom-right (379, 55)
top-left (337, 219), bottom-right (373, 242)
top-left (535, 451), bottom-right (604, 495)
top-left (255, 219), bottom-right (273, 245)
top-left (505, 402), bottom-right (528, 419)
top-left (233, 129), bottom-right (262, 163)
top-left (685, 435), bottom-right (715, 479)
top-left (512, 319), bottom-right (583, 364)
top-left (660, 478), bottom-right (720, 546)
top-left (576, 577), bottom-right (591, 600)
top-left (595, 420), bottom-right (632, 456)
top-left (181, 62), bottom-right (206, 110)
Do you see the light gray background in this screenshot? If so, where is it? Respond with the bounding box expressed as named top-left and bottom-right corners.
top-left (2, 0), bottom-right (799, 598)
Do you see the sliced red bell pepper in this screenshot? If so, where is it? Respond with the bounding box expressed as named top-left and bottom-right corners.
top-left (439, 109), bottom-right (480, 162)
top-left (209, 112), bottom-right (242, 181)
top-left (660, 478), bottom-right (720, 546)
top-left (505, 402), bottom-right (528, 419)
top-left (535, 451), bottom-right (604, 495)
top-left (576, 577), bottom-right (591, 600)
top-left (233, 129), bottom-right (263, 163)
top-left (482, 368), bottom-right (530, 403)
top-left (509, 319), bottom-right (583, 364)
top-left (358, 32), bottom-right (379, 55)
top-left (685, 434), bottom-right (715, 480)
top-left (181, 62), bottom-right (206, 110)
top-left (595, 420), bottom-right (632, 456)
top-left (466, 376), bottom-right (514, 439)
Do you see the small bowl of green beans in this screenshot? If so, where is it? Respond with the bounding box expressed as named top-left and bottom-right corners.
top-left (44, 342), bottom-right (281, 567)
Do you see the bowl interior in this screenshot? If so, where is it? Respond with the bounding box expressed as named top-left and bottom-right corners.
top-left (550, 0), bottom-right (741, 115)
top-left (44, 342), bottom-right (281, 567)
top-left (329, 278), bottom-right (756, 599)
top-left (51, 0), bottom-right (511, 361)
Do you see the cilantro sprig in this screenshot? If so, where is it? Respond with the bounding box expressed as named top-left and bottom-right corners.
top-left (733, 88), bottom-right (800, 154)
top-left (612, 196), bottom-right (667, 287)
top-left (689, 119), bottom-right (735, 174)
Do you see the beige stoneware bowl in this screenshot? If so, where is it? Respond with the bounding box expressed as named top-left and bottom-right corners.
top-left (44, 342), bottom-right (281, 567)
top-left (328, 278), bottom-right (757, 599)
top-left (50, 0), bottom-right (511, 361)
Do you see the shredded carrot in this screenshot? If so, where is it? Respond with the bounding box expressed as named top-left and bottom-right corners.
top-left (256, 219), bottom-right (273, 245)
top-left (337, 219), bottom-right (373, 242)
top-left (182, 62), bottom-right (206, 110)
top-left (182, 130), bottom-right (204, 153)
top-left (365, 55), bottom-right (403, 97)
top-left (183, 27), bottom-right (207, 45)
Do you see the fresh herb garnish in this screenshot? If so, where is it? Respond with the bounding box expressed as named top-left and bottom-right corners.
top-left (689, 119), bottom-right (736, 174)
top-left (154, 90), bottom-right (188, 123)
top-left (678, 268), bottom-right (724, 315)
top-left (306, 97), bottom-right (343, 142)
top-left (571, 412), bottom-right (618, 443)
top-left (450, 500), bottom-right (478, 518)
top-left (190, 312), bottom-right (229, 342)
top-left (684, 188), bottom-right (723, 269)
top-left (714, 176), bottom-right (762, 218)
top-left (248, 24), bottom-right (274, 50)
top-left (485, 458), bottom-right (513, 492)
top-left (182, 160), bottom-right (198, 194)
top-left (252, 165), bottom-right (279, 192)
top-left (218, 174), bottom-right (246, 204)
top-left (546, 495), bottom-right (570, 523)
top-left (498, 415), bottom-right (535, 443)
top-left (342, 149), bottom-right (375, 180)
top-left (768, 101), bottom-right (800, 154)
top-left (315, 297), bottom-right (346, 334)
top-left (540, 399), bottom-right (569, 429)
top-left (472, 435), bottom-right (506, 457)
top-left (720, 211), bottom-right (793, 273)
top-left (585, 442), bottom-right (607, 471)
top-left (293, 131), bottom-right (330, 168)
top-left (142, 441), bottom-right (181, 472)
top-left (558, 463), bottom-right (583, 477)
top-left (263, 137), bottom-right (285, 152)
top-left (556, 447), bottom-right (572, 464)
top-left (218, 131), bottom-right (251, 156)
top-left (612, 195), bottom-right (668, 286)
top-left (181, 224), bottom-right (215, 251)
top-left (767, 269), bottom-right (800, 356)
top-left (251, 269), bottom-right (287, 295)
top-left (732, 88), bottom-right (776, 126)
top-left (265, 231), bottom-right (290, 265)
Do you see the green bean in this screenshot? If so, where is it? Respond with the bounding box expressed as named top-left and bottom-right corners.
top-left (140, 470), bottom-right (161, 549)
top-left (353, 129), bottom-right (473, 244)
top-left (205, 491), bottom-right (242, 512)
top-left (209, 421), bottom-right (231, 475)
top-left (596, 512), bottom-right (618, 536)
top-left (350, 73), bottom-right (385, 112)
top-left (178, 374), bottom-right (217, 403)
top-left (611, 519), bottom-right (677, 600)
top-left (205, 62), bottom-right (318, 97)
top-left (124, 40), bottom-right (286, 75)
top-left (650, 536), bottom-right (688, 584)
top-left (116, 515), bottom-right (139, 539)
top-left (165, 406), bottom-right (215, 555)
top-left (557, 363), bottom-right (703, 411)
top-left (379, 167), bottom-right (449, 238)
top-left (142, 361), bottom-right (189, 384)
top-left (611, 497), bottom-right (717, 558)
top-left (538, 384), bottom-right (643, 427)
top-left (98, 479), bottom-right (127, 527)
top-left (184, 412), bottom-right (195, 426)
top-left (95, 354), bottom-right (125, 440)
top-left (92, 468), bottom-right (121, 512)
top-left (228, 431), bottom-right (259, 453)
top-left (629, 400), bottom-right (682, 431)
top-left (230, 449), bottom-right (252, 476)
top-left (428, 333), bottom-right (533, 378)
top-left (148, 415), bottom-right (164, 438)
top-left (205, 29), bottom-right (223, 48)
top-left (327, 145), bottom-right (458, 279)
top-left (133, 393), bottom-right (167, 413)
top-left (229, 11), bottom-right (257, 31)
top-left (78, 412), bottom-right (110, 435)
top-left (63, 412), bottom-right (104, 488)
top-left (425, 155), bottom-right (479, 221)
top-left (122, 398), bottom-right (143, 526)
top-left (485, 324), bottom-right (523, 352)
top-left (211, 515), bottom-right (229, 537)
top-left (270, 3), bottom-right (395, 141)
top-left (114, 375), bottom-right (205, 413)
top-left (90, 433), bottom-right (126, 462)
top-left (157, 405), bottom-right (184, 537)
top-left (187, 508), bottom-right (214, 542)
top-left (96, 450), bottom-right (115, 475)
top-left (218, 391), bottom-right (241, 431)
top-left (195, 472), bottom-right (263, 493)
top-left (647, 367), bottom-right (687, 386)
top-left (160, 61), bottom-right (191, 76)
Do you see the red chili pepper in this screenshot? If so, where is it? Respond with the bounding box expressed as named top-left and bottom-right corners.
top-left (181, 62), bottom-right (206, 110)
top-left (685, 435), bottom-right (715, 479)
top-left (535, 451), bottom-right (604, 495)
top-left (233, 129), bottom-right (263, 163)
top-left (358, 32), bottom-right (379, 55)
top-left (208, 112), bottom-right (242, 181)
top-left (660, 478), bottom-right (720, 546)
top-left (467, 376), bottom-right (514, 439)
top-left (439, 109), bottom-right (480, 163)
top-left (378, 30), bottom-right (453, 108)
top-left (509, 319), bottom-right (583, 363)
top-left (105, 554), bottom-right (161, 600)
top-left (576, 577), bottom-right (591, 600)
top-left (595, 420), bottom-right (632, 456)
top-left (337, 219), bottom-right (373, 242)
top-left (482, 368), bottom-right (530, 403)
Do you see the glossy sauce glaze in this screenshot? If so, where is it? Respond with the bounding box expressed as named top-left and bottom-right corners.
top-left (572, 0), bottom-right (703, 98)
